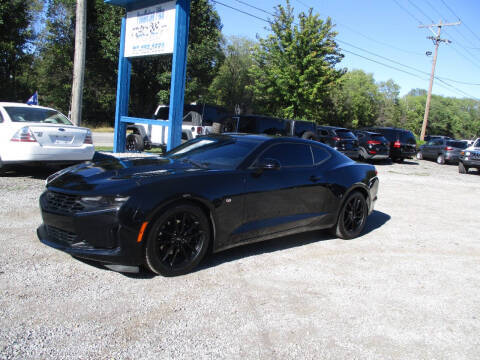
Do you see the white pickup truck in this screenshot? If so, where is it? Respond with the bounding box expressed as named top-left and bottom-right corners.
top-left (125, 104), bottom-right (230, 151)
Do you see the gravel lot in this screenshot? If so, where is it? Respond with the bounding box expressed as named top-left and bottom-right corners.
top-left (0, 159), bottom-right (479, 359)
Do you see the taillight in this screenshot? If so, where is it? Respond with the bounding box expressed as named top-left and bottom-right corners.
top-left (367, 140), bottom-right (381, 145)
top-left (84, 131), bottom-right (93, 144)
top-left (393, 140), bottom-right (401, 148)
top-left (11, 127), bottom-right (37, 142)
top-left (445, 146), bottom-right (453, 151)
top-left (368, 150), bottom-right (377, 154)
top-left (196, 126), bottom-right (203, 135)
top-left (332, 136), bottom-right (340, 141)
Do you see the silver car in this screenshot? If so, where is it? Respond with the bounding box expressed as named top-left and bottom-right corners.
top-left (417, 138), bottom-right (468, 164)
top-left (459, 138), bottom-right (480, 174)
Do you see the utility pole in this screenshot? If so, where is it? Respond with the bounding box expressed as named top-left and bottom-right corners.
top-left (418, 20), bottom-right (460, 141)
top-left (70, 0), bottom-right (87, 126)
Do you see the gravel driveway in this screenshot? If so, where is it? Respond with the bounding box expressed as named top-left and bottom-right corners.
top-left (0, 159), bottom-right (479, 359)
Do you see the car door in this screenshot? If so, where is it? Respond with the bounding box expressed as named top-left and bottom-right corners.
top-left (423, 140), bottom-right (436, 159)
top-left (233, 142), bottom-right (330, 244)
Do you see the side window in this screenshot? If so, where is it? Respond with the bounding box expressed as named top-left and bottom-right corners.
top-left (318, 130), bottom-right (328, 136)
top-left (356, 132), bottom-right (365, 139)
top-left (433, 139), bottom-right (443, 146)
top-left (311, 145), bottom-right (330, 164)
top-left (257, 143), bottom-right (313, 167)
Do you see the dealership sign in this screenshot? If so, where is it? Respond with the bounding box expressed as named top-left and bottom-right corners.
top-left (124, 0), bottom-right (176, 57)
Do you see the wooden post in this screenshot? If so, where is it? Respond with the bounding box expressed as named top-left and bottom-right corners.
top-left (71, 0), bottom-right (87, 127)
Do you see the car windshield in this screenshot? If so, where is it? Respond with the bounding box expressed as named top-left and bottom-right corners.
top-left (474, 139), bottom-right (480, 148)
top-left (4, 106), bottom-right (72, 125)
top-left (166, 136), bottom-right (261, 170)
top-left (335, 129), bottom-right (356, 139)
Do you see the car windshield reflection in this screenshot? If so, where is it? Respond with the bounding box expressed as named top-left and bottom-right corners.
top-left (5, 106), bottom-right (72, 125)
top-left (166, 136), bottom-right (260, 169)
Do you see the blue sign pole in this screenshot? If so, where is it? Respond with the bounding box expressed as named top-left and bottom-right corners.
top-left (167, 0), bottom-right (190, 151)
top-left (113, 16), bottom-right (131, 153)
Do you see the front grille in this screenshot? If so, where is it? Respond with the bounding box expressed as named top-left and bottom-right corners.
top-left (43, 191), bottom-right (84, 213)
top-left (46, 225), bottom-right (79, 245)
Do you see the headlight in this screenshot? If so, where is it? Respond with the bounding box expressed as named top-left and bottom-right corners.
top-left (465, 151), bottom-right (471, 156)
top-left (80, 195), bottom-right (130, 208)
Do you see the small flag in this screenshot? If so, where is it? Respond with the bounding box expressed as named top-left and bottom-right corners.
top-left (26, 91), bottom-right (38, 105)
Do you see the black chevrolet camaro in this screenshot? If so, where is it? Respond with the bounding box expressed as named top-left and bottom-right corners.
top-left (38, 134), bottom-right (379, 276)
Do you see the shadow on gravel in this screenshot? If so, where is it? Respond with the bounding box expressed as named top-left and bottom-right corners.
top-left (73, 210), bottom-right (391, 278)
top-left (0, 165), bottom-right (59, 180)
top-left (198, 210), bottom-right (391, 273)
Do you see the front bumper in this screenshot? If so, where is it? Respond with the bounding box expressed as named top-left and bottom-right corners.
top-left (37, 204), bottom-right (144, 266)
top-left (461, 157), bottom-right (480, 167)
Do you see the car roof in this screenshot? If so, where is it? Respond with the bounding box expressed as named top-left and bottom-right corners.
top-left (0, 102), bottom-right (56, 111)
top-left (317, 125), bottom-right (349, 130)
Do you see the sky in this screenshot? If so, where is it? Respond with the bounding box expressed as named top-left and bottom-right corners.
top-left (211, 0), bottom-right (480, 99)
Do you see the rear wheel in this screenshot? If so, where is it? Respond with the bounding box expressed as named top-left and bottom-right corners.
top-left (416, 151), bottom-right (423, 160)
top-left (145, 203), bottom-right (211, 276)
top-left (458, 161), bottom-right (469, 174)
top-left (126, 133), bottom-right (144, 152)
top-left (436, 154), bottom-right (445, 164)
top-left (331, 191), bottom-right (368, 240)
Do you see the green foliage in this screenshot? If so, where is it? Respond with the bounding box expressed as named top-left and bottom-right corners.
top-left (207, 36), bottom-right (255, 113)
top-left (249, 0), bottom-right (344, 121)
top-left (0, 0), bottom-right (37, 101)
top-left (331, 70), bottom-right (380, 128)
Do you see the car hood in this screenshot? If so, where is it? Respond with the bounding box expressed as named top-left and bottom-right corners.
top-left (46, 155), bottom-right (208, 194)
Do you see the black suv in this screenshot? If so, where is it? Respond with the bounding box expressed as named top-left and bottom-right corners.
top-left (353, 130), bottom-right (390, 161)
top-left (316, 126), bottom-right (359, 159)
top-left (362, 127), bottom-right (417, 162)
top-left (231, 115), bottom-right (318, 139)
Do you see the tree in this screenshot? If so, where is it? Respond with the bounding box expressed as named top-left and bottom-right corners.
top-left (0, 0), bottom-right (38, 101)
top-left (331, 70), bottom-right (380, 128)
top-left (249, 0), bottom-right (344, 121)
top-left (208, 36), bottom-right (255, 113)
top-left (377, 79), bottom-right (401, 127)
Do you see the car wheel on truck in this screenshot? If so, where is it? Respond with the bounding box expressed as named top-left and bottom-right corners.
top-left (301, 131), bottom-right (317, 141)
top-left (458, 161), bottom-right (468, 174)
top-left (126, 133), bottom-right (144, 152)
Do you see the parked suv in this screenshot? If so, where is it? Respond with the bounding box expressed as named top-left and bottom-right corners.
top-left (458, 138), bottom-right (480, 174)
top-left (231, 115), bottom-right (318, 139)
top-left (363, 127), bottom-right (416, 162)
top-left (353, 130), bottom-right (390, 161)
top-left (317, 126), bottom-right (359, 159)
top-left (417, 138), bottom-right (468, 164)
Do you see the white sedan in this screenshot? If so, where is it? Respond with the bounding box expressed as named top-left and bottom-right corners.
top-left (0, 102), bottom-right (95, 172)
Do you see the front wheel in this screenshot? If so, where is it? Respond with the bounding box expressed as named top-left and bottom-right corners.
top-left (436, 154), bottom-right (445, 164)
top-left (458, 161), bottom-right (469, 174)
top-left (331, 191), bottom-right (368, 240)
top-left (145, 203), bottom-right (211, 276)
top-left (416, 151), bottom-right (423, 160)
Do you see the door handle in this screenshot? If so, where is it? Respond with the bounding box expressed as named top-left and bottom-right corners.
top-left (310, 175), bottom-right (322, 182)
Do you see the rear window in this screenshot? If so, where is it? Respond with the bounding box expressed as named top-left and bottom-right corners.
top-left (400, 131), bottom-right (416, 144)
top-left (371, 133), bottom-right (388, 142)
top-left (447, 140), bottom-right (468, 149)
top-left (335, 129), bottom-right (356, 139)
top-left (4, 106), bottom-right (72, 125)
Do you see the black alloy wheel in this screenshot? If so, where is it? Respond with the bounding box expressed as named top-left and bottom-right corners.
top-left (145, 203), bottom-right (210, 276)
top-left (332, 191), bottom-right (367, 240)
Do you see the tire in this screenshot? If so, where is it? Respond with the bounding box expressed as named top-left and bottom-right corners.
top-left (393, 157), bottom-right (404, 163)
top-left (212, 122), bottom-right (222, 134)
top-left (145, 203), bottom-right (211, 276)
top-left (416, 151), bottom-right (423, 160)
top-left (458, 161), bottom-right (468, 174)
top-left (301, 131), bottom-right (317, 141)
top-left (331, 191), bottom-right (368, 240)
top-left (126, 133), bottom-right (144, 152)
top-left (436, 154), bottom-right (445, 164)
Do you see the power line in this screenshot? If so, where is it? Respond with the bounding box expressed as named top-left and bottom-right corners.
top-left (212, 0), bottom-right (480, 98)
top-left (392, 0), bottom-right (423, 24)
top-left (439, 0), bottom-right (480, 44)
top-left (232, 0), bottom-right (274, 17)
top-left (407, 0), bottom-right (434, 23)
